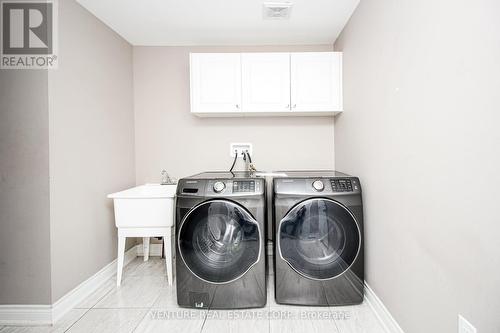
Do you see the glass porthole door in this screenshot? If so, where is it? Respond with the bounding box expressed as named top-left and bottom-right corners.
top-left (178, 200), bottom-right (261, 284)
top-left (278, 198), bottom-right (361, 280)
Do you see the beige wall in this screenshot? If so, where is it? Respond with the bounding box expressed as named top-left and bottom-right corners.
top-left (48, 0), bottom-right (135, 301)
top-left (0, 70), bottom-right (52, 304)
top-left (133, 45), bottom-right (335, 183)
top-left (335, 0), bottom-right (500, 332)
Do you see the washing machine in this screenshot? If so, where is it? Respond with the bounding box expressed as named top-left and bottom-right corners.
top-left (176, 171), bottom-right (266, 309)
top-left (273, 170), bottom-right (364, 306)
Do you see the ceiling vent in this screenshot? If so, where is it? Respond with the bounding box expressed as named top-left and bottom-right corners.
top-left (263, 2), bottom-right (293, 20)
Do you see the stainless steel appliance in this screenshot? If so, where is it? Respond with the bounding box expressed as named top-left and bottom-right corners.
top-left (176, 171), bottom-right (266, 309)
top-left (273, 170), bottom-right (364, 306)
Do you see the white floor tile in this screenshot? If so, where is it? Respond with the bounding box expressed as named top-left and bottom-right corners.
top-left (94, 276), bottom-right (165, 309)
top-left (0, 309), bottom-right (87, 333)
top-left (151, 286), bottom-right (177, 308)
top-left (266, 276), bottom-right (276, 308)
top-left (75, 278), bottom-right (116, 309)
top-left (332, 302), bottom-right (387, 333)
top-left (1, 255), bottom-right (389, 333)
top-left (65, 309), bottom-right (147, 333)
top-left (134, 309), bottom-right (205, 333)
top-left (269, 307), bottom-right (340, 333)
top-left (201, 309), bottom-right (270, 333)
top-left (124, 258), bottom-right (166, 278)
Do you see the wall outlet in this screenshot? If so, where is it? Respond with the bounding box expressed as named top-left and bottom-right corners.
top-left (458, 315), bottom-right (476, 333)
top-left (230, 143), bottom-right (253, 157)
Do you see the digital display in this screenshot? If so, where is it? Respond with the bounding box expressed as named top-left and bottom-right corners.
top-left (330, 179), bottom-right (353, 192)
top-left (233, 181), bottom-right (256, 193)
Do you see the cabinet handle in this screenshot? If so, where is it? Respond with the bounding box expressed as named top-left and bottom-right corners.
top-left (235, 104), bottom-right (240, 109)
top-left (286, 104), bottom-right (290, 109)
top-left (292, 104), bottom-right (297, 109)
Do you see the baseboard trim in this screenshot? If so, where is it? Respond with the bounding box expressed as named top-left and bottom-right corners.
top-left (364, 282), bottom-right (405, 333)
top-left (0, 305), bottom-right (52, 326)
top-left (0, 246), bottom-right (137, 326)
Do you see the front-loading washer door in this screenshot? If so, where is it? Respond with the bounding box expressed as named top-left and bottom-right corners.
top-left (278, 198), bottom-right (361, 280)
top-left (178, 199), bottom-right (261, 284)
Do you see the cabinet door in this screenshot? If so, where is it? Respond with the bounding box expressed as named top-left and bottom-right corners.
top-left (241, 53), bottom-right (291, 113)
top-left (290, 52), bottom-right (342, 112)
top-left (190, 53), bottom-right (242, 114)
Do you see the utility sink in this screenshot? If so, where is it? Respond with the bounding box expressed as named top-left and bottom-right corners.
top-left (107, 184), bottom-right (177, 228)
top-left (108, 184), bottom-right (177, 199)
top-left (108, 183), bottom-right (177, 286)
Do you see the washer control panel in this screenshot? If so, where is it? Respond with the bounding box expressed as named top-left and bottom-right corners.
top-left (233, 180), bottom-right (256, 193)
top-left (330, 178), bottom-right (354, 192)
top-left (178, 177), bottom-right (265, 196)
top-left (204, 179), bottom-right (264, 196)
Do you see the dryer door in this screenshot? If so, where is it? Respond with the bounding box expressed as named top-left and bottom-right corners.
top-left (178, 199), bottom-right (261, 284)
top-left (278, 198), bottom-right (361, 280)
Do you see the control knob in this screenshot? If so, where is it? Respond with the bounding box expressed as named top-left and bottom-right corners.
top-left (213, 181), bottom-right (226, 193)
top-left (312, 180), bottom-right (324, 192)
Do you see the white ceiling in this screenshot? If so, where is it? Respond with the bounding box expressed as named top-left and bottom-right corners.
top-left (76, 0), bottom-right (360, 46)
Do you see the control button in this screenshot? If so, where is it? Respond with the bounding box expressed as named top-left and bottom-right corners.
top-left (312, 180), bottom-right (324, 192)
top-left (213, 181), bottom-right (225, 193)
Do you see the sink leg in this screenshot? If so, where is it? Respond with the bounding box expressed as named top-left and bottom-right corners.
top-left (164, 230), bottom-right (173, 286)
top-left (143, 237), bottom-right (150, 261)
top-left (117, 235), bottom-right (126, 287)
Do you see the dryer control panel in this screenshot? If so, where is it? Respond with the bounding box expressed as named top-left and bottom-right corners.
top-left (274, 177), bottom-right (361, 195)
top-left (330, 179), bottom-right (354, 192)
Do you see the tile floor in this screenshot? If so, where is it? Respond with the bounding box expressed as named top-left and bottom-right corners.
top-left (0, 257), bottom-right (387, 333)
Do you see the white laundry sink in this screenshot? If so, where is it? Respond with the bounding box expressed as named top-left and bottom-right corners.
top-left (108, 184), bottom-right (177, 286)
top-left (107, 184), bottom-right (177, 228)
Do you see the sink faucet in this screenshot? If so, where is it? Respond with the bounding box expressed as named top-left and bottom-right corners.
top-left (161, 170), bottom-right (173, 185)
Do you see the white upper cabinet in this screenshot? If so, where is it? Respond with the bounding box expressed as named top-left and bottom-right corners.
top-left (291, 52), bottom-right (342, 112)
top-left (241, 53), bottom-right (291, 113)
top-left (189, 52), bottom-right (343, 117)
top-left (190, 53), bottom-right (242, 114)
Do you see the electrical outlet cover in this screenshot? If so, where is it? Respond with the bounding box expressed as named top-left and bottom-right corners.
top-left (458, 315), bottom-right (476, 333)
top-left (230, 143), bottom-right (253, 157)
